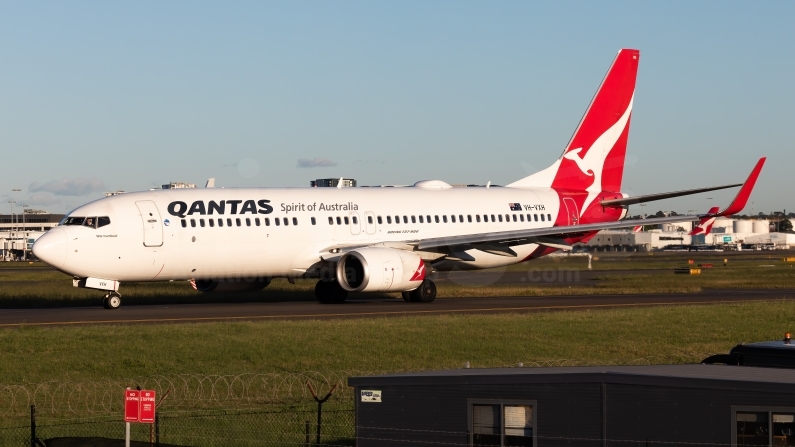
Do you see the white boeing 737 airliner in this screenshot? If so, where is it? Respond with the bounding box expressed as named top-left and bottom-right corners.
top-left (32, 49), bottom-right (766, 309)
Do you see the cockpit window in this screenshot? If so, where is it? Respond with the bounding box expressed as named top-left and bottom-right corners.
top-left (62, 216), bottom-right (110, 228)
top-left (63, 217), bottom-right (85, 226)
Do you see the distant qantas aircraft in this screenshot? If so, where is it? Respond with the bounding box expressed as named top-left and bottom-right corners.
top-left (32, 49), bottom-right (765, 309)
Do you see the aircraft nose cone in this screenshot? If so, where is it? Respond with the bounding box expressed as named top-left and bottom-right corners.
top-left (32, 228), bottom-right (68, 268)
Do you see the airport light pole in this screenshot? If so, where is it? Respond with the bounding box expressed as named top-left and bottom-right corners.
top-left (22, 205), bottom-right (29, 261)
top-left (10, 189), bottom-right (20, 231)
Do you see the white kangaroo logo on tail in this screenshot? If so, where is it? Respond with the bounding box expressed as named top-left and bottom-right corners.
top-left (562, 95), bottom-right (634, 216)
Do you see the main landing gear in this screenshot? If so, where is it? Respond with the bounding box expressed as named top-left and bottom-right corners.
top-left (401, 279), bottom-right (437, 303)
top-left (315, 280), bottom-right (348, 304)
top-left (102, 291), bottom-right (122, 309)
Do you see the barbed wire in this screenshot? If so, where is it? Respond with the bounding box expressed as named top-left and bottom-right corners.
top-left (0, 353), bottom-right (717, 418)
top-left (0, 371), bottom-right (375, 417)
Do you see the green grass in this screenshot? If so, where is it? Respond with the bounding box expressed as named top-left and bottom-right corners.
top-left (2, 300), bottom-right (795, 385)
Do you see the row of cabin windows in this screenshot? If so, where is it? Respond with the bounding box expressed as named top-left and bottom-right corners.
top-left (368, 213), bottom-right (552, 225)
top-left (181, 212), bottom-right (554, 229)
top-left (181, 217), bottom-right (298, 228)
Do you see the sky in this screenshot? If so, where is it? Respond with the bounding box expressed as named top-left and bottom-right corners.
top-left (0, 1), bottom-right (792, 215)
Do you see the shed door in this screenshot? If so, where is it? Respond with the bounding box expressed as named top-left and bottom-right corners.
top-left (136, 200), bottom-right (163, 247)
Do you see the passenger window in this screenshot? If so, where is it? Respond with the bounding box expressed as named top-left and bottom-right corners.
top-left (236, 218), bottom-right (241, 227)
top-left (426, 215), bottom-right (431, 223)
top-left (484, 215), bottom-right (489, 222)
top-left (377, 216), bottom-right (383, 224)
top-left (459, 215), bottom-right (464, 223)
top-left (434, 215), bottom-right (440, 223)
top-left (367, 216), bottom-right (373, 224)
top-left (476, 215), bottom-right (481, 223)
top-left (520, 215), bottom-right (524, 222)
top-left (264, 218), bottom-right (270, 226)
top-left (451, 215), bottom-right (456, 223)
top-left (218, 218), bottom-right (224, 227)
top-left (311, 217), bottom-right (316, 225)
top-left (275, 218), bottom-right (281, 226)
top-left (336, 217), bottom-right (342, 225)
top-left (498, 215), bottom-right (503, 222)
top-left (443, 215), bottom-right (448, 223)
top-left (181, 219), bottom-right (187, 228)
top-left (411, 216), bottom-right (416, 224)
top-left (245, 218), bottom-right (251, 227)
top-left (548, 214), bottom-right (552, 221)
top-left (200, 219), bottom-right (206, 227)
top-left (513, 215), bottom-right (517, 222)
top-left (540, 214), bottom-right (545, 222)
top-left (419, 215), bottom-right (424, 223)
top-left (395, 215), bottom-right (400, 224)
top-left (352, 216), bottom-right (358, 224)
top-left (344, 216), bottom-right (349, 225)
top-left (387, 216), bottom-right (392, 224)
top-left (293, 217), bottom-right (298, 225)
top-left (227, 218), bottom-right (232, 227)
top-left (209, 219), bottom-right (215, 227)
top-left (97, 216), bottom-right (111, 228)
top-left (284, 218), bottom-right (289, 226)
top-left (403, 216), bottom-right (408, 224)
top-left (255, 218), bottom-right (260, 226)
top-left (328, 217), bottom-right (333, 225)
top-left (190, 219), bottom-right (196, 228)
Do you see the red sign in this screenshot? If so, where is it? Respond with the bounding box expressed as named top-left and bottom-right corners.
top-left (139, 390), bottom-right (156, 423)
top-left (124, 390), bottom-right (140, 423)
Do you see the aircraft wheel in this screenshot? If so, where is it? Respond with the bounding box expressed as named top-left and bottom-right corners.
top-left (401, 292), bottom-right (412, 302)
top-left (315, 280), bottom-right (348, 304)
top-left (104, 292), bottom-right (122, 310)
top-left (409, 279), bottom-right (436, 303)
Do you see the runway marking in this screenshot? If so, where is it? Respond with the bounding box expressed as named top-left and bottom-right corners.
top-left (0, 297), bottom-right (789, 327)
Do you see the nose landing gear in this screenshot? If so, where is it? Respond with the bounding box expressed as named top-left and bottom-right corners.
top-left (102, 292), bottom-right (122, 309)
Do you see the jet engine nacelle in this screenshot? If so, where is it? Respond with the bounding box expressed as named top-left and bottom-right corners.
top-left (336, 247), bottom-right (427, 293)
top-left (192, 279), bottom-right (270, 293)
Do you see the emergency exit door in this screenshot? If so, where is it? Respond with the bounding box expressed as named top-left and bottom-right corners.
top-left (136, 201), bottom-right (163, 247)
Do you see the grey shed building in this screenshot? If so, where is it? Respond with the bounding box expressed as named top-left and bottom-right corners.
top-left (349, 364), bottom-right (795, 447)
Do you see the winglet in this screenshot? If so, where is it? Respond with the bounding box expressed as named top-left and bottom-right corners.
top-left (715, 157), bottom-right (766, 217)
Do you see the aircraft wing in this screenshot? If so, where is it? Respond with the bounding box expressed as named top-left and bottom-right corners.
top-left (415, 214), bottom-right (698, 252)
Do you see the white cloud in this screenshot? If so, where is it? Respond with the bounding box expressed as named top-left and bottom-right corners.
top-left (29, 177), bottom-right (106, 196)
top-left (26, 193), bottom-right (60, 206)
top-left (297, 157), bottom-right (337, 168)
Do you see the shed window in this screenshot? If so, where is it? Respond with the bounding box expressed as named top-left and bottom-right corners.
top-left (471, 400), bottom-right (535, 447)
top-left (734, 409), bottom-right (795, 447)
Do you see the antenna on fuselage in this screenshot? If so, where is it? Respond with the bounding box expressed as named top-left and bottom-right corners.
top-left (205, 178), bottom-right (215, 188)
